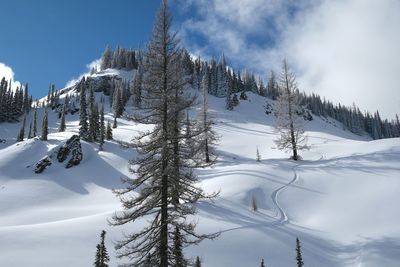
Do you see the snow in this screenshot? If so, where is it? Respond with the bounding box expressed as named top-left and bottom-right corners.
top-left (0, 72), bottom-right (399, 266)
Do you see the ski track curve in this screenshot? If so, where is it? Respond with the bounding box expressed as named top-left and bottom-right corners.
top-left (271, 165), bottom-right (299, 224)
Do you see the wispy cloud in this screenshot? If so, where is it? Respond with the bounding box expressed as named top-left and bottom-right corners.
top-left (178, 0), bottom-right (400, 118)
top-left (65, 58), bottom-right (101, 88)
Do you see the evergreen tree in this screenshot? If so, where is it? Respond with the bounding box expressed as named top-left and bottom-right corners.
top-left (41, 108), bottom-right (48, 141)
top-left (79, 83), bottom-right (89, 140)
top-left (194, 256), bottom-right (201, 267)
top-left (99, 105), bottom-right (105, 150)
top-left (296, 237), bottom-right (304, 267)
top-left (256, 146), bottom-right (261, 162)
top-left (111, 1), bottom-right (217, 266)
top-left (27, 121), bottom-right (33, 139)
top-left (16, 116), bottom-right (26, 142)
top-left (131, 66), bottom-right (143, 107)
top-left (273, 60), bottom-right (308, 160)
top-left (267, 70), bottom-right (278, 100)
top-left (100, 46), bottom-right (112, 70)
top-left (88, 86), bottom-right (96, 142)
top-left (32, 108), bottom-right (38, 137)
top-left (58, 104), bottom-right (66, 132)
top-left (106, 120), bottom-right (113, 140)
top-left (112, 113), bottom-right (117, 128)
top-left (198, 74), bottom-right (217, 164)
top-left (173, 227), bottom-right (185, 267)
top-left (93, 230), bottom-right (110, 267)
top-left (260, 258), bottom-right (266, 267)
top-left (226, 85), bottom-right (234, 110)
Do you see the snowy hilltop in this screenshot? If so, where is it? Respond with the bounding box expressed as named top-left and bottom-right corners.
top-left (0, 64), bottom-right (399, 266)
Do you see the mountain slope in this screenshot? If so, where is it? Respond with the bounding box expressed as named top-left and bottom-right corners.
top-left (0, 71), bottom-right (399, 267)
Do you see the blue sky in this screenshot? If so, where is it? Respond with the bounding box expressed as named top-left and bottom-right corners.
top-left (1, 0), bottom-right (399, 118)
top-left (0, 0), bottom-right (161, 98)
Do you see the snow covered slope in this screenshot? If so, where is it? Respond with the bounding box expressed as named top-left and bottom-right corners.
top-left (0, 72), bottom-right (399, 267)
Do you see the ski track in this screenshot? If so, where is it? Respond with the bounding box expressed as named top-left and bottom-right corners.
top-left (271, 165), bottom-right (299, 224)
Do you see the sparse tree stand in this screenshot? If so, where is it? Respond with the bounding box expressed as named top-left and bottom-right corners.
top-left (111, 1), bottom-right (217, 266)
top-left (93, 230), bottom-right (110, 267)
top-left (273, 60), bottom-right (308, 160)
top-left (41, 108), bottom-right (49, 141)
top-left (296, 237), bottom-right (304, 267)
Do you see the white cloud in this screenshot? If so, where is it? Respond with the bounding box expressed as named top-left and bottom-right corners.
top-left (65, 58), bottom-right (101, 88)
top-left (179, 0), bottom-right (400, 119)
top-left (0, 62), bottom-right (21, 89)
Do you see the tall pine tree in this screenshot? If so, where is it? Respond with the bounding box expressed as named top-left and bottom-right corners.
top-left (111, 1), bottom-right (217, 266)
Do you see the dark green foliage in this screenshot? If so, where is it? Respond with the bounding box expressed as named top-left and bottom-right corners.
top-left (16, 116), bottom-right (26, 142)
top-left (41, 108), bottom-right (48, 141)
top-left (58, 104), bottom-right (66, 132)
top-left (296, 237), bottom-right (304, 267)
top-left (194, 256), bottom-right (201, 267)
top-left (88, 86), bottom-right (96, 142)
top-left (32, 108), bottom-right (38, 137)
top-left (173, 227), bottom-right (185, 267)
top-left (0, 78), bottom-right (31, 123)
top-left (112, 114), bottom-right (117, 128)
top-left (99, 105), bottom-right (105, 150)
top-left (106, 121), bottom-right (112, 140)
top-left (93, 230), bottom-right (110, 267)
top-left (79, 82), bottom-right (89, 141)
top-left (27, 121), bottom-right (33, 139)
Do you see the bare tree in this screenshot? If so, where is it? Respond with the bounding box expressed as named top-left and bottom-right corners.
top-left (110, 1), bottom-right (217, 266)
top-left (273, 60), bottom-right (308, 160)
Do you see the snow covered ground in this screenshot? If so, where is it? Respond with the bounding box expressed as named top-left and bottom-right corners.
top-left (0, 73), bottom-right (399, 266)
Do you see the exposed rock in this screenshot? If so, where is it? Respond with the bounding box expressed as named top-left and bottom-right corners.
top-left (34, 156), bottom-right (52, 174)
top-left (34, 135), bottom-right (83, 173)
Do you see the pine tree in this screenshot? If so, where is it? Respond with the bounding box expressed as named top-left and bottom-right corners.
top-left (32, 108), bottom-right (38, 137)
top-left (16, 116), bottom-right (26, 142)
top-left (198, 74), bottom-right (217, 164)
top-left (41, 108), bottom-right (48, 141)
top-left (256, 146), bottom-right (261, 162)
top-left (260, 258), bottom-right (266, 267)
top-left (226, 84), bottom-right (234, 110)
top-left (59, 104), bottom-right (66, 132)
top-left (111, 1), bottom-right (217, 265)
top-left (296, 237), bottom-right (304, 267)
top-left (194, 256), bottom-right (201, 267)
top-left (99, 105), bottom-right (105, 150)
top-left (79, 82), bottom-right (89, 141)
top-left (27, 121), bottom-right (33, 139)
top-left (173, 227), bottom-right (185, 267)
top-left (100, 46), bottom-right (112, 70)
top-left (273, 60), bottom-right (308, 160)
top-left (131, 66), bottom-right (143, 107)
top-left (93, 230), bottom-right (110, 267)
top-left (88, 86), bottom-right (96, 142)
top-left (267, 70), bottom-right (278, 100)
top-left (112, 113), bottom-right (117, 128)
top-left (106, 120), bottom-right (113, 140)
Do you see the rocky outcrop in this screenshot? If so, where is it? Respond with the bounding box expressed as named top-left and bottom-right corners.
top-left (34, 156), bottom-right (52, 174)
top-left (34, 135), bottom-right (83, 173)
